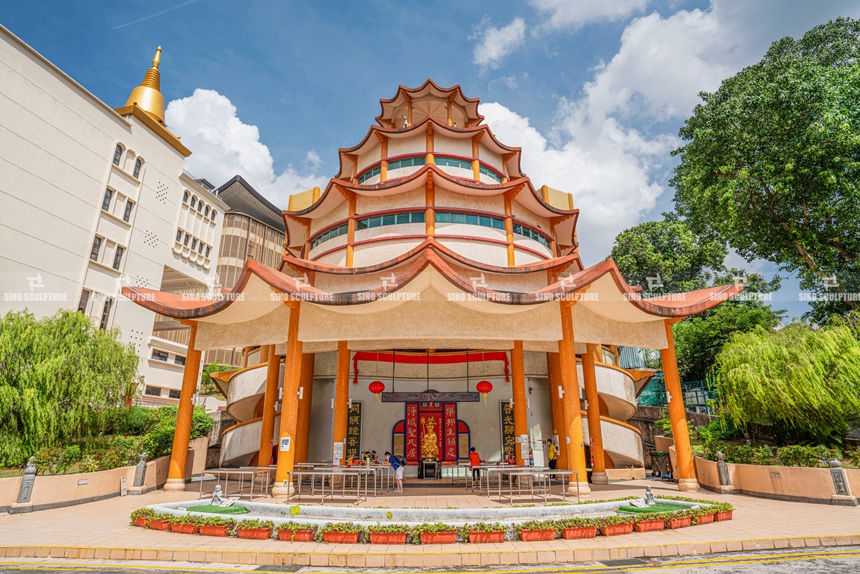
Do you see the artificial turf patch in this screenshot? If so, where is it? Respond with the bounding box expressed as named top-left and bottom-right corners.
top-left (616, 503), bottom-right (689, 514)
top-left (187, 504), bottom-right (250, 515)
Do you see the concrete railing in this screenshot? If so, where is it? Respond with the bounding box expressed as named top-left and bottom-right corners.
top-left (694, 455), bottom-right (860, 506)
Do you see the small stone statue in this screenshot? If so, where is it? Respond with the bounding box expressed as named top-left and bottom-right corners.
top-left (402, 115), bottom-right (408, 129)
top-left (24, 456), bottom-right (36, 475)
top-left (210, 484), bottom-right (224, 505)
top-left (644, 485), bottom-right (656, 506)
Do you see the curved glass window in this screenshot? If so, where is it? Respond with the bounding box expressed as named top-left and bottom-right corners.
top-left (310, 223), bottom-right (349, 250)
top-left (357, 165), bottom-right (381, 184)
top-left (435, 156), bottom-right (472, 170)
top-left (388, 156), bottom-right (426, 171)
top-left (479, 164), bottom-right (502, 183)
top-left (436, 211), bottom-right (505, 230)
top-left (512, 222), bottom-right (550, 248)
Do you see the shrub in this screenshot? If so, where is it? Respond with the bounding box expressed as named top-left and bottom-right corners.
top-left (776, 445), bottom-right (828, 467)
top-left (276, 521), bottom-right (316, 533)
top-left (130, 508), bottom-right (156, 524)
top-left (460, 521), bottom-right (506, 533)
top-left (599, 515), bottom-right (636, 526)
top-left (654, 416), bottom-right (693, 438)
top-left (555, 517), bottom-right (600, 532)
top-left (33, 445), bottom-right (81, 475)
top-left (848, 450), bottom-right (860, 468)
top-left (753, 446), bottom-right (773, 465)
top-left (514, 519), bottom-right (557, 534)
top-left (198, 516), bottom-right (235, 527)
top-left (170, 514), bottom-right (201, 526)
top-left (236, 518), bottom-right (274, 530)
top-left (697, 415), bottom-right (743, 442)
top-left (366, 523), bottom-right (411, 533)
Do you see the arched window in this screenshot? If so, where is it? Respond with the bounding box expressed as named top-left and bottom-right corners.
top-left (190, 196), bottom-right (197, 209)
top-left (112, 144), bottom-right (123, 166)
top-left (197, 201), bottom-right (203, 213)
top-left (183, 190), bottom-right (189, 203)
top-left (204, 206), bottom-right (210, 217)
top-left (212, 210), bottom-right (217, 219)
top-left (133, 158), bottom-right (143, 179)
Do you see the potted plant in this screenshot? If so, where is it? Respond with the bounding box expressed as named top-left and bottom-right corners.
top-left (130, 508), bottom-right (156, 528)
top-left (690, 506), bottom-right (716, 525)
top-left (665, 510), bottom-right (691, 530)
top-left (199, 516), bottom-right (235, 537)
top-left (516, 520), bottom-right (557, 541)
top-left (461, 522), bottom-right (507, 543)
top-left (556, 517), bottom-right (598, 540)
top-left (317, 522), bottom-right (365, 544)
top-left (599, 515), bottom-right (635, 536)
top-left (412, 523), bottom-right (458, 544)
top-left (714, 502), bottom-right (734, 522)
top-left (147, 513), bottom-right (173, 532)
top-left (633, 513), bottom-right (666, 533)
top-left (276, 521), bottom-right (317, 542)
top-left (169, 514), bottom-right (200, 535)
top-left (236, 518), bottom-right (274, 540)
top-left (367, 523), bottom-right (411, 545)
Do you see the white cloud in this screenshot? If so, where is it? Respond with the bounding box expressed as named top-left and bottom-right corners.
top-left (471, 16), bottom-right (527, 69)
top-left (165, 89), bottom-right (327, 207)
top-left (529, 0), bottom-right (649, 31)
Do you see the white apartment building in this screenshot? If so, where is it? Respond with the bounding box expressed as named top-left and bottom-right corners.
top-left (0, 24), bottom-right (228, 404)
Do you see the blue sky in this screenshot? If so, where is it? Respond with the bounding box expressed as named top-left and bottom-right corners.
top-left (4, 0), bottom-right (860, 319)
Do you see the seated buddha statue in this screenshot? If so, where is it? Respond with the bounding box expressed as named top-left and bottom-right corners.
top-left (422, 417), bottom-right (439, 461)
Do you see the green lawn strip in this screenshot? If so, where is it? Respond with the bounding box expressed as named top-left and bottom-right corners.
top-left (617, 503), bottom-right (688, 514)
top-left (186, 504), bottom-right (250, 515)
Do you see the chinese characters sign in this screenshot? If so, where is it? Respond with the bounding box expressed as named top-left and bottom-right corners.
top-left (345, 401), bottom-right (362, 461)
top-left (500, 401), bottom-right (516, 460)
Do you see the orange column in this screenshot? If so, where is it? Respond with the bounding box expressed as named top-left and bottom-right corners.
top-left (504, 193), bottom-right (515, 267)
top-left (259, 344), bottom-right (270, 363)
top-left (426, 124), bottom-right (434, 165)
top-left (258, 346), bottom-right (280, 466)
top-left (425, 175), bottom-right (435, 235)
top-left (583, 343), bottom-right (608, 484)
top-left (333, 340), bottom-right (350, 465)
top-left (164, 322), bottom-right (202, 491)
top-left (558, 301), bottom-right (590, 496)
top-left (345, 195), bottom-right (357, 267)
top-left (294, 353), bottom-right (316, 463)
top-left (379, 135), bottom-right (388, 182)
top-left (547, 352), bottom-right (567, 470)
top-left (272, 303), bottom-right (303, 496)
top-left (511, 341), bottom-right (529, 466)
top-left (661, 319), bottom-right (699, 491)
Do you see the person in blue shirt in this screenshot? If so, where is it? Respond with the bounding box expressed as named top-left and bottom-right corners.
top-left (384, 451), bottom-right (404, 492)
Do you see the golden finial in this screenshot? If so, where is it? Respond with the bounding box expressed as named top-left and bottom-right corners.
top-left (123, 46), bottom-right (165, 125)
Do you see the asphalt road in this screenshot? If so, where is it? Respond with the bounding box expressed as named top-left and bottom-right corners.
top-left (2, 547), bottom-right (860, 573)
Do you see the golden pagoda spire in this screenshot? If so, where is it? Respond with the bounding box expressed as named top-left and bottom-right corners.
top-left (124, 46), bottom-right (165, 125)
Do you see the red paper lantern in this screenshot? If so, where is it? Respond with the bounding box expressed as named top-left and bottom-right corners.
top-left (476, 380), bottom-right (493, 404)
top-left (368, 380), bottom-right (385, 402)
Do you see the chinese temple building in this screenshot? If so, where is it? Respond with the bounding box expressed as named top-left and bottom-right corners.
top-left (123, 80), bottom-right (742, 496)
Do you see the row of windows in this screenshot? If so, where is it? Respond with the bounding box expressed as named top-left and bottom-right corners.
top-left (77, 290), bottom-right (113, 330)
top-left (309, 210), bottom-right (551, 250)
top-left (113, 144), bottom-right (144, 179)
top-left (175, 228), bottom-right (212, 258)
top-left (101, 188), bottom-right (135, 222)
top-left (355, 155), bottom-right (503, 185)
top-left (144, 385), bottom-right (181, 399)
top-left (182, 190), bottom-right (217, 220)
top-left (151, 349), bottom-right (186, 366)
top-left (90, 236), bottom-right (125, 270)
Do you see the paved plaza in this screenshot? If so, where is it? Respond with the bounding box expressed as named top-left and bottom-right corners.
top-left (1, 479), bottom-right (859, 568)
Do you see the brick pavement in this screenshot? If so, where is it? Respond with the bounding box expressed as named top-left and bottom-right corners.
top-left (1, 479), bottom-right (858, 567)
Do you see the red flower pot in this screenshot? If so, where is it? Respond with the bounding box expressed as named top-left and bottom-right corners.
top-left (237, 527), bottom-right (272, 540)
top-left (600, 523), bottom-right (634, 536)
top-left (149, 520), bottom-right (170, 531)
top-left (170, 523), bottom-right (199, 535)
top-left (519, 529), bottom-right (556, 541)
top-left (633, 519), bottom-right (665, 532)
top-left (696, 513), bottom-right (715, 525)
top-left (200, 525), bottom-right (231, 537)
top-left (561, 526), bottom-right (597, 539)
top-left (666, 516), bottom-right (692, 530)
top-left (369, 532), bottom-right (408, 544)
top-left (715, 511), bottom-right (733, 522)
top-left (133, 517), bottom-right (148, 528)
top-left (323, 531), bottom-right (360, 544)
top-left (469, 531), bottom-right (506, 543)
top-left (419, 532), bottom-right (457, 544)
top-left (278, 529), bottom-right (315, 542)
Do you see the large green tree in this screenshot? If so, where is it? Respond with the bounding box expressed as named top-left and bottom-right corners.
top-left (610, 212), bottom-right (727, 293)
top-left (0, 310), bottom-right (139, 466)
top-left (672, 18), bottom-right (860, 316)
top-left (713, 319), bottom-right (860, 445)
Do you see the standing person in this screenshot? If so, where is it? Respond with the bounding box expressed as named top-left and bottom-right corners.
top-left (469, 447), bottom-right (482, 484)
top-left (385, 451), bottom-right (404, 492)
top-left (546, 439), bottom-right (557, 479)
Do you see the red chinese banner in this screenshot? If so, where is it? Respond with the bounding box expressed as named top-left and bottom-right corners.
top-left (405, 404), bottom-right (419, 461)
top-left (352, 351), bottom-right (510, 384)
top-left (444, 403), bottom-right (457, 460)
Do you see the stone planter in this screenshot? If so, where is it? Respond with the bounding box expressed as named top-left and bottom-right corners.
top-left (633, 519), bottom-right (664, 532)
top-left (369, 532), bottom-right (408, 544)
top-left (519, 529), bottom-right (556, 541)
top-left (148, 519), bottom-right (170, 531)
top-left (715, 510), bottom-right (733, 522)
top-left (200, 525), bottom-right (231, 537)
top-left (237, 527), bottom-right (272, 540)
top-left (278, 529), bottom-right (315, 542)
top-left (419, 532), bottom-right (457, 544)
top-left (469, 531), bottom-right (506, 543)
top-left (561, 526), bottom-right (597, 539)
top-left (666, 516), bottom-right (692, 529)
top-left (170, 523), bottom-right (199, 535)
top-left (323, 531), bottom-right (360, 544)
top-left (600, 523), bottom-right (634, 536)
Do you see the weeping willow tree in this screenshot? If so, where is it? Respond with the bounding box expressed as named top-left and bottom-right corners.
top-left (713, 321), bottom-right (860, 445)
top-left (0, 310), bottom-right (139, 466)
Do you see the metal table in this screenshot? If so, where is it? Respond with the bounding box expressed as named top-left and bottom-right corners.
top-left (282, 470), bottom-right (365, 504)
top-left (497, 470), bottom-right (552, 505)
top-left (198, 468), bottom-right (270, 500)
